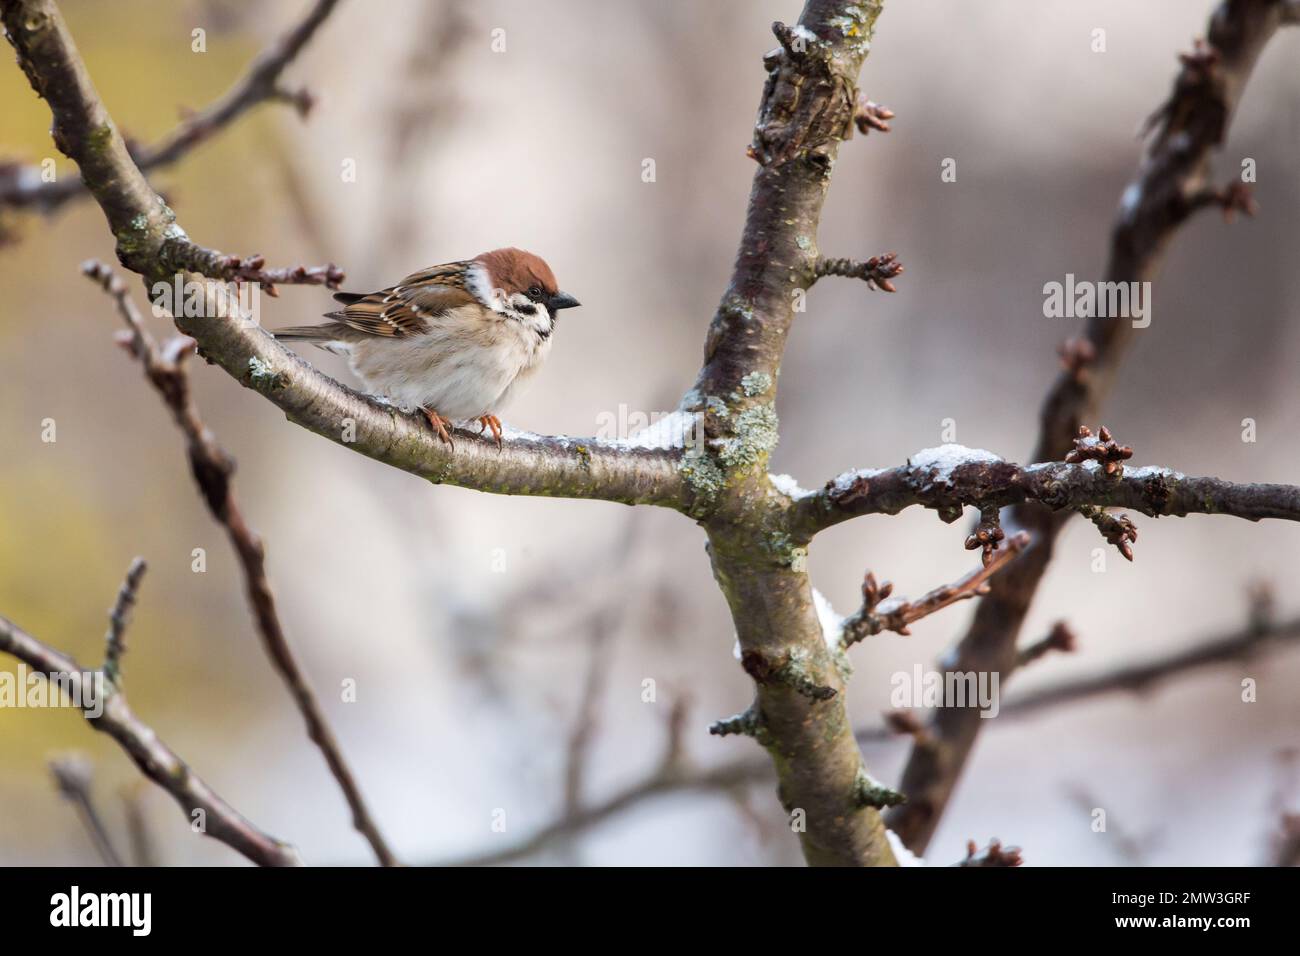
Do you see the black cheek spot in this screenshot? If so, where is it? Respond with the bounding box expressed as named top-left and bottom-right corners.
top-left (517, 303), bottom-right (536, 315)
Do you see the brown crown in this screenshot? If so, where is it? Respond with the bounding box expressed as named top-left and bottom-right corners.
top-left (474, 247), bottom-right (559, 296)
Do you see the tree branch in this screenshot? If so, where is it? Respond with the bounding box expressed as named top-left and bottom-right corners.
top-left (0, 612), bottom-right (302, 866)
top-left (684, 0), bottom-right (903, 867)
top-left (794, 443), bottom-right (1300, 539)
top-left (0, 0), bottom-right (342, 213)
top-left (842, 533), bottom-right (1029, 645)
top-left (49, 755), bottom-right (125, 867)
top-left (883, 0), bottom-right (1299, 855)
top-left (812, 252), bottom-right (903, 291)
top-left (102, 556), bottom-right (146, 685)
top-left (83, 260), bottom-right (398, 867)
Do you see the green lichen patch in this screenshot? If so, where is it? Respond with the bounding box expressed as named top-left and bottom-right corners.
top-left (778, 646), bottom-right (836, 701)
top-left (705, 395), bottom-right (730, 419)
top-left (740, 371), bottom-right (773, 398)
top-left (247, 356), bottom-right (286, 390)
top-left (678, 451), bottom-right (726, 514)
top-left (765, 529), bottom-right (807, 571)
top-left (715, 403), bottom-right (779, 470)
top-left (853, 767), bottom-right (906, 809)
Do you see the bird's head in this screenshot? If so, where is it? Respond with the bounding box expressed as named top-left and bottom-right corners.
top-left (470, 248), bottom-right (580, 331)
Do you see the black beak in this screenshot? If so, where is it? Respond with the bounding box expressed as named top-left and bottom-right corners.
top-left (548, 291), bottom-right (581, 312)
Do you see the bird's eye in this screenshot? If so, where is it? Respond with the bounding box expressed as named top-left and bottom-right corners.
top-left (527, 286), bottom-right (543, 299)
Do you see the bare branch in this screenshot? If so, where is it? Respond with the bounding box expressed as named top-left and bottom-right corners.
top-left (0, 0), bottom-right (342, 213)
top-left (49, 755), bottom-right (124, 867)
top-left (796, 444), bottom-right (1300, 539)
top-left (0, 613), bottom-right (301, 866)
top-left (103, 557), bottom-right (146, 685)
top-left (956, 839), bottom-right (1022, 867)
top-left (852, 94), bottom-right (895, 135)
top-left (121, 783), bottom-right (159, 867)
top-left (159, 245), bottom-right (345, 296)
top-left (813, 252), bottom-right (903, 291)
top-left (842, 533), bottom-right (1029, 645)
top-left (1014, 621), bottom-right (1077, 670)
top-left (886, 0), bottom-right (1300, 857)
top-left (83, 260), bottom-right (398, 867)
top-left (686, 0), bottom-right (901, 868)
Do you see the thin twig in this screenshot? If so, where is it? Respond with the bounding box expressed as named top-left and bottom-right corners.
top-left (103, 557), bottom-right (146, 685)
top-left (813, 253), bottom-right (904, 291)
top-left (1014, 621), bottom-right (1077, 670)
top-left (842, 533), bottom-right (1029, 646)
top-left (956, 839), bottom-right (1022, 867)
top-left (0, 613), bottom-right (301, 865)
top-left (0, 0), bottom-right (343, 213)
top-left (121, 782), bottom-right (159, 867)
top-left (49, 755), bottom-right (124, 867)
top-left (83, 259), bottom-right (398, 867)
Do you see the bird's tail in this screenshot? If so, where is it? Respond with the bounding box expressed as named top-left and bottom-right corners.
top-left (270, 323), bottom-right (340, 342)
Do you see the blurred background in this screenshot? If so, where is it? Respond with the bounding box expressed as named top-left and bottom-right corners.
top-left (1, 0), bottom-right (1298, 866)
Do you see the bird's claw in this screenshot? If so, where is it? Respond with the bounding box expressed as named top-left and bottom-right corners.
top-left (477, 415), bottom-right (503, 450)
top-left (420, 408), bottom-right (455, 449)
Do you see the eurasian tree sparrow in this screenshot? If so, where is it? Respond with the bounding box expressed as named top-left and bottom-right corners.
top-left (273, 247), bottom-right (580, 447)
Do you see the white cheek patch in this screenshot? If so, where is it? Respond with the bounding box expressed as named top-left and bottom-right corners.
top-left (465, 262), bottom-right (501, 309)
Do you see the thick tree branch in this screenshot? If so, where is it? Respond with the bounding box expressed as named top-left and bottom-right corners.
top-left (0, 612), bottom-right (302, 866)
top-left (0, 0), bottom-right (341, 213)
top-left (684, 0), bottom-right (900, 867)
top-left (883, 0), bottom-right (1298, 855)
top-left (793, 444), bottom-right (1300, 538)
top-left (84, 260), bottom-right (398, 867)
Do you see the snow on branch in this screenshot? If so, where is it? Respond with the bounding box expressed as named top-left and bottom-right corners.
top-left (794, 440), bottom-right (1300, 548)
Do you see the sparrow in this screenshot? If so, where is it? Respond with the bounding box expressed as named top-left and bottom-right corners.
top-left (273, 248), bottom-right (580, 448)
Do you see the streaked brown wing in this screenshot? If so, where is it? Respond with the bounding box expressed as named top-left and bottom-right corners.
top-left (326, 263), bottom-right (476, 338)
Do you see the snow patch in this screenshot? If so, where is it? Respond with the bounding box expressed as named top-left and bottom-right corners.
top-left (615, 410), bottom-right (698, 450)
top-left (811, 588), bottom-right (845, 649)
top-left (908, 444), bottom-right (1003, 483)
top-left (886, 829), bottom-right (925, 867)
top-left (828, 467), bottom-right (885, 495)
top-left (1125, 464), bottom-right (1186, 481)
top-left (770, 473), bottom-right (811, 498)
